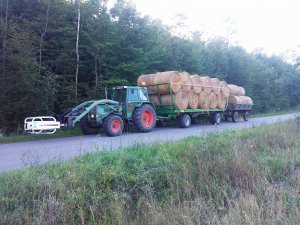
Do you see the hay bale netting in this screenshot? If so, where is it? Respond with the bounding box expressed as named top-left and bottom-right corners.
top-left (220, 81), bottom-right (229, 98)
top-left (228, 84), bottom-right (245, 96)
top-left (190, 75), bottom-right (203, 93)
top-left (180, 72), bottom-right (192, 92)
top-left (228, 96), bottom-right (253, 105)
top-left (200, 76), bottom-right (213, 94)
top-left (152, 71), bottom-right (182, 94)
top-left (210, 78), bottom-right (221, 94)
top-left (161, 91), bottom-right (188, 110)
top-left (198, 93), bottom-right (210, 110)
top-left (188, 92), bottom-right (198, 109)
top-left (208, 92), bottom-right (218, 109)
top-left (217, 92), bottom-right (227, 109)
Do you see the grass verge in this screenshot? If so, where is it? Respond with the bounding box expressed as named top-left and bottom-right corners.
top-left (1, 118), bottom-right (300, 224)
top-left (0, 126), bottom-right (82, 144)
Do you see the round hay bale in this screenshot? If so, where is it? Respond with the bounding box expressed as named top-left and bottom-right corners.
top-left (188, 92), bottom-right (198, 109)
top-left (228, 84), bottom-right (245, 96)
top-left (137, 74), bottom-right (157, 92)
top-left (198, 93), bottom-right (210, 110)
top-left (200, 76), bottom-right (213, 94)
top-left (220, 81), bottom-right (229, 98)
top-left (161, 91), bottom-right (188, 110)
top-left (180, 72), bottom-right (192, 92)
top-left (238, 96), bottom-right (253, 105)
top-left (190, 75), bottom-right (203, 93)
top-left (217, 92), bottom-right (227, 109)
top-left (208, 92), bottom-right (218, 109)
top-left (152, 71), bottom-right (182, 94)
top-left (150, 95), bottom-right (160, 105)
top-left (211, 78), bottom-right (221, 94)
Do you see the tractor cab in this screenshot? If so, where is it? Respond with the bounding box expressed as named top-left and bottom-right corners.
top-left (112, 86), bottom-right (151, 118)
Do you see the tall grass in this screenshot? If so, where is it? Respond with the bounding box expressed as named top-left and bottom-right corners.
top-left (0, 119), bottom-right (300, 224)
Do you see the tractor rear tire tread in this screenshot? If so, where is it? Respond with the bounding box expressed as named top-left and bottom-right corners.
top-left (132, 104), bottom-right (156, 132)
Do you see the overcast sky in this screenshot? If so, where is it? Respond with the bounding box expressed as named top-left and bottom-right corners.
top-left (120, 0), bottom-right (300, 58)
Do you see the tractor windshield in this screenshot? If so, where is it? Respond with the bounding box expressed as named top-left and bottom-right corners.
top-left (112, 88), bottom-right (127, 103)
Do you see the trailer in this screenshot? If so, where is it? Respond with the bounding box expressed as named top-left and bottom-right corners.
top-left (145, 83), bottom-right (227, 128)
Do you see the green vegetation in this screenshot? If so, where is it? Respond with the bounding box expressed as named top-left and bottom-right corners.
top-left (0, 0), bottom-right (300, 134)
top-left (1, 119), bottom-right (300, 224)
top-left (0, 126), bottom-right (82, 144)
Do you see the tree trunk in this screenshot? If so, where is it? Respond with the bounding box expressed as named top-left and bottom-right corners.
top-left (1, 0), bottom-right (8, 79)
top-left (75, 0), bottom-right (80, 100)
top-left (39, 0), bottom-right (50, 74)
top-left (94, 57), bottom-right (99, 99)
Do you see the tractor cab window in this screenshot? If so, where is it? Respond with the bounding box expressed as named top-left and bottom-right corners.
top-left (113, 89), bottom-right (127, 103)
top-left (138, 88), bottom-right (148, 101)
top-left (128, 88), bottom-right (139, 101)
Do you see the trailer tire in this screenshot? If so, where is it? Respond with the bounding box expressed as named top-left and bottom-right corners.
top-left (132, 104), bottom-right (156, 132)
top-left (210, 113), bottom-right (222, 125)
top-left (243, 111), bottom-right (250, 121)
top-left (80, 115), bottom-right (100, 135)
top-left (177, 114), bottom-right (191, 128)
top-left (232, 111), bottom-right (239, 123)
top-left (103, 114), bottom-right (124, 137)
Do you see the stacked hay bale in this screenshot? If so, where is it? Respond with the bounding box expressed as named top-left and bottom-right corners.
top-left (137, 71), bottom-right (230, 110)
top-left (227, 84), bottom-right (253, 105)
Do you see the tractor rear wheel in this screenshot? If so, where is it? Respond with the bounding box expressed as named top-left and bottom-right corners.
top-left (80, 115), bottom-right (100, 135)
top-left (132, 104), bottom-right (156, 132)
top-left (103, 114), bottom-right (124, 137)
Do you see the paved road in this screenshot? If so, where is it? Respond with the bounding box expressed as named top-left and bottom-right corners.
top-left (1, 113), bottom-right (299, 173)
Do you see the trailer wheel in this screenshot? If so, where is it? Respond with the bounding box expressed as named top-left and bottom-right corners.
top-left (132, 104), bottom-right (156, 132)
top-left (243, 111), bottom-right (250, 121)
top-left (232, 111), bottom-right (239, 122)
top-left (210, 113), bottom-right (222, 125)
top-left (80, 115), bottom-right (100, 135)
top-left (103, 114), bottom-right (124, 137)
top-left (177, 114), bottom-right (191, 128)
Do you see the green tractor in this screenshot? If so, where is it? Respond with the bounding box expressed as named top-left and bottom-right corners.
top-left (24, 86), bottom-right (157, 137)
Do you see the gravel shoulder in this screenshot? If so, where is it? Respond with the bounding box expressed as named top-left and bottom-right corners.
top-left (1, 112), bottom-right (299, 173)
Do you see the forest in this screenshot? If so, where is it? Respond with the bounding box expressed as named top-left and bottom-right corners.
top-left (0, 0), bottom-right (300, 133)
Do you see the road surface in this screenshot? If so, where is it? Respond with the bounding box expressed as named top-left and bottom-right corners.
top-left (0, 113), bottom-right (299, 173)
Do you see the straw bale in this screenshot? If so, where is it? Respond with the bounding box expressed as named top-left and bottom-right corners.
top-left (211, 78), bottom-right (221, 94)
top-left (228, 95), bottom-right (253, 105)
top-left (228, 84), bottom-right (245, 96)
top-left (180, 72), bottom-right (192, 92)
top-left (161, 91), bottom-right (188, 110)
top-left (190, 75), bottom-right (203, 93)
top-left (148, 71), bottom-right (182, 94)
top-left (217, 92), bottom-right (227, 109)
top-left (208, 92), bottom-right (218, 109)
top-left (198, 93), bottom-right (210, 110)
top-left (188, 92), bottom-right (199, 109)
top-left (200, 76), bottom-right (213, 93)
top-left (220, 81), bottom-right (229, 98)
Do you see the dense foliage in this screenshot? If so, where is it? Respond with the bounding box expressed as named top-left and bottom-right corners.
top-left (0, 0), bottom-right (300, 133)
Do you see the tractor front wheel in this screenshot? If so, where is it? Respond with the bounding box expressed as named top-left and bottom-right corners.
top-left (133, 104), bottom-right (156, 132)
top-left (80, 115), bottom-right (100, 135)
top-left (103, 114), bottom-right (124, 137)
